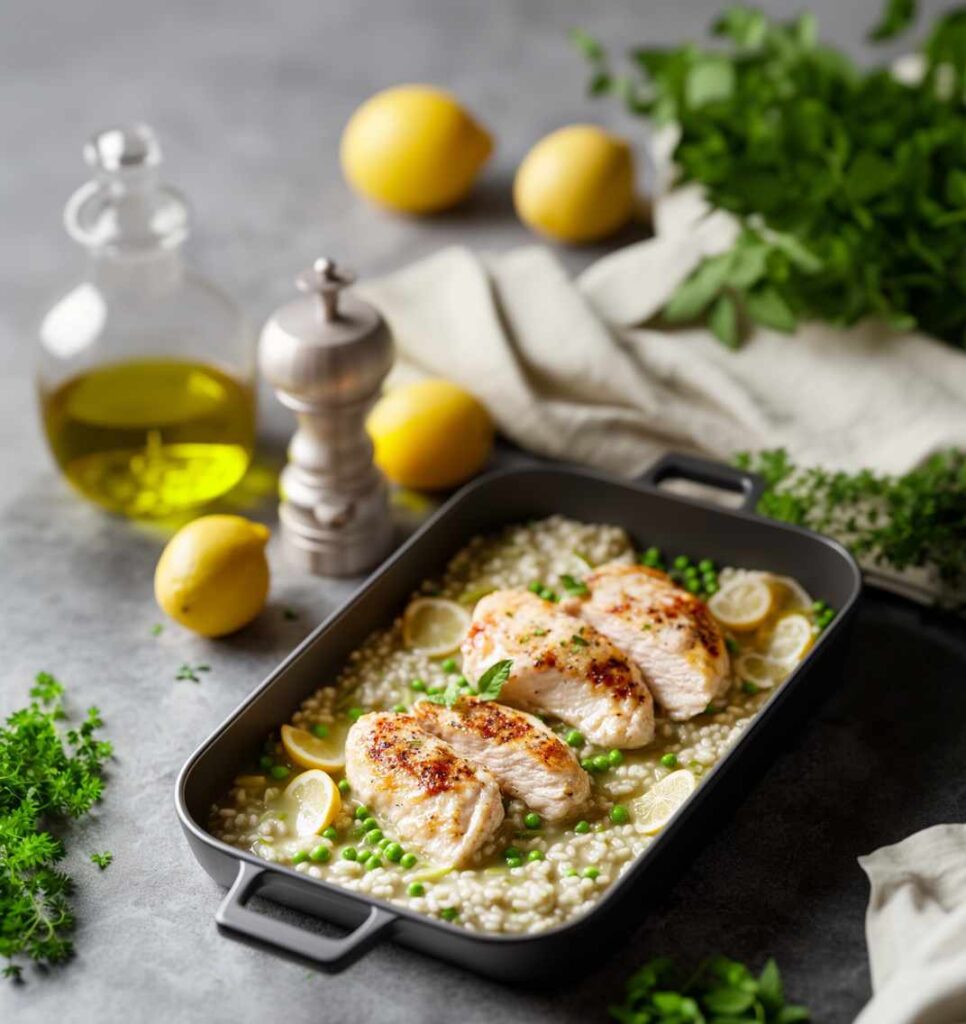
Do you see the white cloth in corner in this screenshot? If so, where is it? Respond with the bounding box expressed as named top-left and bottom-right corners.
top-left (856, 825), bottom-right (966, 1024)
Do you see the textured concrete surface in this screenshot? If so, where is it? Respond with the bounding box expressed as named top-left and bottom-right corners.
top-left (1, 1), bottom-right (964, 1022)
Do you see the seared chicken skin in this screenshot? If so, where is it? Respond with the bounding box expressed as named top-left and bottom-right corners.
top-left (461, 590), bottom-right (655, 748)
top-left (413, 696), bottom-right (590, 821)
top-left (567, 562), bottom-right (729, 721)
top-left (344, 712), bottom-right (503, 867)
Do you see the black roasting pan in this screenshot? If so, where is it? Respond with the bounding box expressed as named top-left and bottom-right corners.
top-left (175, 453), bottom-right (862, 983)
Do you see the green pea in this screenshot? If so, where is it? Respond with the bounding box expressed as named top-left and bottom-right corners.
top-left (441, 657), bottom-right (458, 673)
top-left (673, 555), bottom-right (690, 570)
top-left (400, 853), bottom-right (417, 869)
top-left (365, 855), bottom-right (382, 871)
top-left (564, 868), bottom-right (579, 877)
top-left (378, 837), bottom-right (392, 849)
top-left (538, 587), bottom-right (556, 602)
top-left (741, 681), bottom-right (760, 695)
top-left (527, 581), bottom-right (544, 594)
top-left (322, 826), bottom-right (338, 841)
top-left (506, 856), bottom-right (523, 869)
top-left (503, 846), bottom-right (521, 861)
top-left (705, 581), bottom-right (719, 595)
top-left (270, 765), bottom-right (290, 780)
top-left (565, 729), bottom-right (584, 747)
top-left (582, 867), bottom-right (600, 880)
top-left (385, 842), bottom-right (403, 863)
top-left (338, 779), bottom-right (350, 795)
top-left (591, 754), bottom-right (610, 772)
top-left (310, 723), bottom-right (329, 740)
top-left (610, 804), bottom-right (630, 825)
top-left (364, 828), bottom-right (383, 845)
top-left (607, 749), bottom-right (624, 767)
top-left (342, 847), bottom-right (358, 861)
top-left (660, 753), bottom-right (679, 769)
top-left (354, 805), bottom-right (370, 819)
top-left (258, 755), bottom-right (273, 770)
top-left (440, 907), bottom-right (458, 922)
top-left (644, 546), bottom-right (661, 562)
top-left (407, 882), bottom-right (425, 897)
top-left (574, 820), bottom-right (591, 834)
top-left (524, 812), bottom-right (542, 830)
top-left (427, 687), bottom-right (444, 696)
top-left (812, 600), bottom-right (827, 613)
top-left (527, 850), bottom-right (544, 862)
top-left (725, 637), bottom-right (740, 655)
top-left (309, 844), bottom-right (331, 863)
top-left (410, 678), bottom-right (426, 692)
top-left (698, 559), bottom-right (714, 573)
top-left (347, 707), bottom-right (364, 722)
top-left (684, 565), bottom-right (699, 579)
top-left (291, 850), bottom-right (309, 865)
top-left (392, 703), bottom-right (407, 713)
top-left (685, 579), bottom-right (702, 594)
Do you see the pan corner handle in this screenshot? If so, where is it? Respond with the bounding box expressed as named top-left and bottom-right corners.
top-left (639, 452), bottom-right (765, 513)
top-left (215, 860), bottom-right (396, 972)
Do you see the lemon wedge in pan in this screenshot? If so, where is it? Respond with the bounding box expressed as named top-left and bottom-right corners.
top-left (765, 613), bottom-right (815, 665)
top-left (283, 769), bottom-right (341, 837)
top-left (708, 575), bottom-right (774, 631)
top-left (402, 597), bottom-right (471, 657)
top-left (281, 723), bottom-right (348, 773)
top-left (632, 770), bottom-right (697, 835)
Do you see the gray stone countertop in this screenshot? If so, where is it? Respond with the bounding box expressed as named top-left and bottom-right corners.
top-left (1, 1), bottom-right (964, 1022)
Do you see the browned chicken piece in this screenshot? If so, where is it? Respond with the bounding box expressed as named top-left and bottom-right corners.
top-left (413, 696), bottom-right (590, 821)
top-left (565, 562), bottom-right (730, 721)
top-left (460, 589), bottom-right (655, 748)
top-left (344, 712), bottom-right (504, 867)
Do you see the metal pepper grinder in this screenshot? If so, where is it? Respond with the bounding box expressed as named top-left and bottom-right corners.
top-left (259, 257), bottom-right (395, 576)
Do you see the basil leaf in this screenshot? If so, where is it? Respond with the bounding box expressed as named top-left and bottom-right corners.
top-left (776, 1005), bottom-right (812, 1023)
top-left (475, 659), bottom-right (513, 701)
top-left (664, 252), bottom-right (733, 323)
top-left (758, 958), bottom-right (784, 1010)
top-left (709, 292), bottom-right (740, 348)
top-left (559, 573), bottom-right (589, 596)
top-left (426, 679), bottom-right (463, 707)
top-left (745, 286), bottom-right (797, 333)
top-left (702, 987), bottom-right (755, 1014)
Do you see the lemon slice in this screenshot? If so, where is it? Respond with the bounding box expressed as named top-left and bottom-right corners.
top-left (769, 574), bottom-right (813, 612)
top-left (708, 575), bottom-right (774, 631)
top-left (281, 723), bottom-right (348, 772)
top-left (283, 769), bottom-right (341, 837)
top-left (765, 613), bottom-right (815, 665)
top-left (734, 652), bottom-right (788, 689)
top-left (402, 597), bottom-right (471, 657)
top-left (234, 774), bottom-right (267, 788)
top-left (632, 770), bottom-right (697, 835)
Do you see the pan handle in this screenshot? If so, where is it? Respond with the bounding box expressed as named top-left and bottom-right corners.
top-left (640, 452), bottom-right (765, 513)
top-left (216, 861), bottom-right (396, 972)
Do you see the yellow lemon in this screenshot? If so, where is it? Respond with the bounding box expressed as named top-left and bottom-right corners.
top-left (281, 723), bottom-right (349, 773)
top-left (341, 85), bottom-right (493, 214)
top-left (283, 769), bottom-right (341, 837)
top-left (402, 597), bottom-right (471, 657)
top-left (367, 379), bottom-right (494, 490)
top-left (708, 574), bottom-right (774, 631)
top-left (514, 124), bottom-right (636, 243)
top-left (154, 514), bottom-right (270, 637)
top-left (632, 770), bottom-right (697, 835)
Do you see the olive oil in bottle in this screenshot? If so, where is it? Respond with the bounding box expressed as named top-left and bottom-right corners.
top-left (41, 359), bottom-right (255, 517)
top-left (38, 125), bottom-right (256, 518)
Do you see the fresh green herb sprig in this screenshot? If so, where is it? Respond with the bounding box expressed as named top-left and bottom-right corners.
top-left (425, 659), bottom-right (513, 708)
top-left (89, 851), bottom-right (113, 871)
top-left (576, 2), bottom-right (966, 349)
top-left (175, 662), bottom-right (211, 683)
top-left (610, 955), bottom-right (809, 1023)
top-left (0, 674), bottom-right (112, 980)
top-left (736, 448), bottom-right (966, 591)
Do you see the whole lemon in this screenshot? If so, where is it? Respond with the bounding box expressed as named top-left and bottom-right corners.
top-left (366, 379), bottom-right (493, 490)
top-left (514, 124), bottom-right (636, 244)
top-left (341, 85), bottom-right (493, 214)
top-left (154, 515), bottom-right (270, 637)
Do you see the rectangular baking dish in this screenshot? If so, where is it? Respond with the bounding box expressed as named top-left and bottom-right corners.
top-left (175, 453), bottom-right (862, 983)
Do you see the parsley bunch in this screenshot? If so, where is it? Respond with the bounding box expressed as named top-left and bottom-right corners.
top-left (0, 674), bottom-right (112, 980)
top-left (736, 448), bottom-right (966, 592)
top-left (610, 956), bottom-right (809, 1023)
top-left (577, 2), bottom-right (966, 348)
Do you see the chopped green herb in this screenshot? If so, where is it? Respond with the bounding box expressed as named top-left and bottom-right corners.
top-left (560, 573), bottom-right (589, 596)
top-left (347, 707), bottom-right (365, 722)
top-left (174, 663), bottom-right (211, 683)
top-left (282, 607), bottom-right (299, 621)
top-left (149, 623), bottom-right (163, 637)
top-left (569, 633), bottom-right (590, 648)
top-left (725, 637), bottom-right (741, 656)
top-left (89, 851), bottom-right (113, 871)
top-left (742, 681), bottom-right (761, 695)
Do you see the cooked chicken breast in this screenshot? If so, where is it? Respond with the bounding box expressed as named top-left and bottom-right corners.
top-left (460, 589), bottom-right (655, 748)
top-left (413, 696), bottom-right (590, 821)
top-left (344, 712), bottom-right (503, 867)
top-left (567, 562), bottom-right (730, 721)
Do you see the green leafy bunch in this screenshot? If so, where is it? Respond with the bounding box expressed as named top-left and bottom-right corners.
top-left (609, 956), bottom-right (809, 1024)
top-left (736, 448), bottom-right (966, 589)
top-left (0, 674), bottom-right (113, 980)
top-left (575, 1), bottom-right (966, 348)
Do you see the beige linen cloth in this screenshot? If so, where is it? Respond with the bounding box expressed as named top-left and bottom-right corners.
top-left (359, 177), bottom-right (966, 1022)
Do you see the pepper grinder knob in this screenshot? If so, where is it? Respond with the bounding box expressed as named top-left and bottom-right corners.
top-left (259, 257), bottom-right (395, 576)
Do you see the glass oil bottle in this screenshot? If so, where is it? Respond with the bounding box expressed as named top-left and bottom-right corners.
top-left (37, 125), bottom-right (256, 518)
